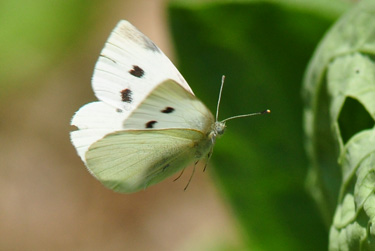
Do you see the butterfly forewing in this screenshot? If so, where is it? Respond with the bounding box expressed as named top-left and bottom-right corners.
top-left (123, 79), bottom-right (215, 132)
top-left (93, 20), bottom-right (192, 112)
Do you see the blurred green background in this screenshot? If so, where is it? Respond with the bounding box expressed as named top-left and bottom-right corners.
top-left (0, 0), bottom-right (355, 250)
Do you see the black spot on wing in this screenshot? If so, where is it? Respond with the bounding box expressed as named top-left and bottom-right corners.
top-left (146, 120), bottom-right (157, 128)
top-left (116, 108), bottom-right (123, 113)
top-left (129, 65), bottom-right (144, 78)
top-left (120, 88), bottom-right (133, 103)
top-left (161, 107), bottom-right (175, 113)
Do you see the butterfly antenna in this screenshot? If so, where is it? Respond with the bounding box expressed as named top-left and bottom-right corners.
top-left (221, 109), bottom-right (271, 123)
top-left (215, 75), bottom-right (226, 122)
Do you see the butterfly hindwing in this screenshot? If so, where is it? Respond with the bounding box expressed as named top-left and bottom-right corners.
top-left (92, 20), bottom-right (193, 112)
top-left (86, 129), bottom-right (207, 193)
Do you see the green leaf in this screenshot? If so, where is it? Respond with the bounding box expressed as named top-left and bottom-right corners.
top-left (169, 0), bottom-right (350, 250)
top-left (303, 0), bottom-right (375, 249)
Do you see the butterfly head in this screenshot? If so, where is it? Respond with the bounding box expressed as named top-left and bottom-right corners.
top-left (213, 121), bottom-right (226, 137)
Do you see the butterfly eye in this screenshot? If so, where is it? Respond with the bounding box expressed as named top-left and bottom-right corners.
top-left (217, 127), bottom-right (225, 135)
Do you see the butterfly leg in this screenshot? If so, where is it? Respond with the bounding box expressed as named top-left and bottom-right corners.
top-left (183, 161), bottom-right (199, 191)
top-left (174, 168), bottom-right (185, 182)
top-left (203, 152), bottom-right (212, 172)
top-left (203, 137), bottom-right (215, 172)
top-left (174, 160), bottom-right (199, 182)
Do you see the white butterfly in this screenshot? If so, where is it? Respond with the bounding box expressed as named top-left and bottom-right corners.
top-left (70, 20), bottom-right (269, 193)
